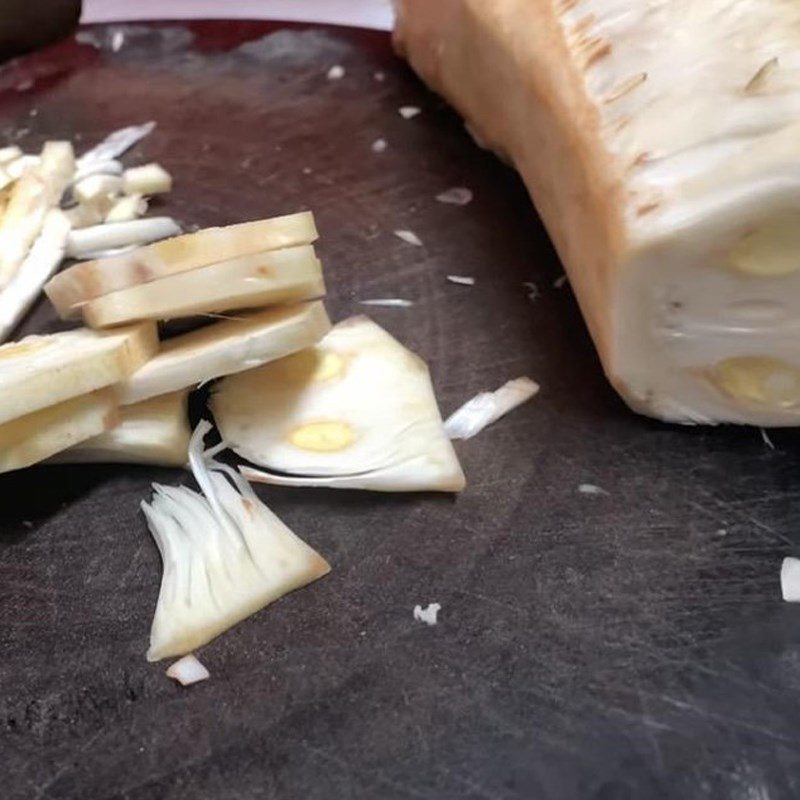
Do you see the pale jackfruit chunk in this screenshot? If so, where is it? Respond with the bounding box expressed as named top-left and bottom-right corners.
top-left (122, 163), bottom-right (172, 195)
top-left (55, 391), bottom-right (190, 466)
top-left (81, 245), bottom-right (325, 329)
top-left (121, 301), bottom-right (331, 405)
top-left (394, 1), bottom-right (800, 425)
top-left (142, 421), bottom-right (331, 661)
top-left (212, 316), bottom-right (466, 493)
top-left (0, 321), bottom-right (157, 426)
top-left (0, 388), bottom-right (118, 474)
top-left (45, 211), bottom-right (319, 316)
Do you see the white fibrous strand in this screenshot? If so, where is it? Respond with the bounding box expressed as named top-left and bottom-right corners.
top-left (444, 377), bottom-right (539, 440)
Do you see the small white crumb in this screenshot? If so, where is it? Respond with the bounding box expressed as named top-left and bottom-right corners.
top-left (359, 298), bottom-right (414, 308)
top-left (399, 106), bottom-right (421, 119)
top-left (781, 557), bottom-right (800, 602)
top-left (524, 281), bottom-right (539, 301)
top-left (394, 229), bottom-right (423, 246)
top-left (413, 603), bottom-right (441, 626)
top-left (447, 275), bottom-right (476, 286)
top-left (15, 79), bottom-right (33, 92)
top-left (327, 64), bottom-right (345, 80)
top-left (436, 187), bottom-right (473, 206)
top-left (371, 138), bottom-right (388, 153)
top-left (111, 31), bottom-right (125, 52)
top-left (374, 71), bottom-right (386, 82)
top-left (166, 654), bottom-right (210, 686)
top-left (760, 428), bottom-right (775, 450)
top-left (553, 274), bottom-right (568, 289)
top-left (22, 520), bottom-right (33, 529)
top-left (302, 166), bottom-right (313, 175)
top-left (578, 483), bottom-right (608, 496)
top-left (715, 528), bottom-right (727, 537)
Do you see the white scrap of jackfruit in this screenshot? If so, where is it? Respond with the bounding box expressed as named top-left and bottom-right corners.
top-left (358, 298), bottom-right (414, 308)
top-left (141, 420), bottom-right (331, 661)
top-left (66, 217), bottom-right (181, 259)
top-left (413, 603), bottom-right (441, 626)
top-left (122, 163), bottom-right (172, 196)
top-left (78, 121), bottom-right (156, 168)
top-left (781, 557), bottom-right (800, 602)
top-left (394, 229), bottom-right (422, 246)
top-left (577, 483), bottom-right (608, 496)
top-left (446, 275), bottom-right (475, 286)
top-left (436, 187), bottom-right (473, 206)
top-left (212, 316), bottom-right (466, 493)
top-left (444, 377), bottom-right (539, 440)
top-left (166, 654), bottom-right (210, 686)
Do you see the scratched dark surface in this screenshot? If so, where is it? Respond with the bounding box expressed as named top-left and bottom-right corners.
top-left (2, 19), bottom-right (800, 800)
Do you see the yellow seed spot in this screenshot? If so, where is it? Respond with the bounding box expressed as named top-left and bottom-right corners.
top-left (289, 421), bottom-right (355, 452)
top-left (312, 351), bottom-right (346, 382)
top-left (0, 338), bottom-right (49, 362)
top-left (728, 214), bottom-right (800, 277)
top-left (710, 356), bottom-right (800, 408)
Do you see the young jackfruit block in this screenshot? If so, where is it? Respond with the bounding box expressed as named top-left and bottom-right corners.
top-left (45, 211), bottom-right (319, 317)
top-left (0, 388), bottom-right (118, 474)
top-left (81, 246), bottom-right (325, 329)
top-left (0, 321), bottom-right (157, 425)
top-left (395, 1), bottom-right (800, 425)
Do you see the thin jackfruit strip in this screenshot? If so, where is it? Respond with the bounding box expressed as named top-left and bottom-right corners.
top-left (120, 301), bottom-right (331, 405)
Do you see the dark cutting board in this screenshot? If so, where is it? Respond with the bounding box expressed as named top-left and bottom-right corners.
top-left (3, 20), bottom-right (800, 800)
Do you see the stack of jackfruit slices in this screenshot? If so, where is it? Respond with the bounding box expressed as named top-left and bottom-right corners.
top-left (0, 211), bottom-right (331, 474)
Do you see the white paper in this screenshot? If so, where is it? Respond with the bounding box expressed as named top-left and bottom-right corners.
top-left (82, 0), bottom-right (394, 30)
